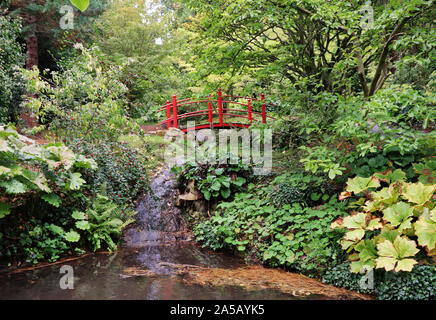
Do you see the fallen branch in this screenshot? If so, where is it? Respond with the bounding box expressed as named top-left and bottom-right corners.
top-left (5, 251), bottom-right (111, 274)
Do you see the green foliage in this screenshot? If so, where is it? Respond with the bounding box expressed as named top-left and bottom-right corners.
top-left (70, 139), bottom-right (149, 209)
top-left (0, 125), bottom-right (97, 265)
top-left (71, 193), bottom-right (135, 252)
top-left (173, 153), bottom-right (251, 201)
top-left (413, 157), bottom-right (436, 185)
top-left (194, 186), bottom-right (348, 275)
top-left (298, 86), bottom-right (435, 184)
top-left (322, 262), bottom-right (436, 300)
top-left (299, 145), bottom-right (346, 180)
top-left (269, 171), bottom-right (340, 207)
top-left (349, 151), bottom-right (421, 179)
top-left (0, 12), bottom-right (25, 124)
top-left (94, 0), bottom-right (191, 121)
top-left (271, 119), bottom-right (307, 151)
top-left (22, 222), bottom-right (69, 264)
top-left (334, 87), bottom-right (435, 158)
top-left (376, 264), bottom-right (436, 300)
top-left (183, 0), bottom-right (434, 97)
top-left (0, 125), bottom-right (96, 218)
top-left (23, 45), bottom-right (141, 140)
top-left (70, 0), bottom-right (90, 12)
top-left (0, 204), bottom-right (82, 265)
top-left (21, 44), bottom-right (150, 209)
top-left (333, 168), bottom-right (435, 273)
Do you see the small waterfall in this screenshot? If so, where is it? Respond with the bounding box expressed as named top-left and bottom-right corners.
top-left (122, 167), bottom-right (187, 248)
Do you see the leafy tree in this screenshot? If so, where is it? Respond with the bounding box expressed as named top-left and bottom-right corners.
top-left (182, 0), bottom-right (435, 97)
top-left (94, 0), bottom-right (192, 120)
top-left (6, 0), bottom-right (107, 70)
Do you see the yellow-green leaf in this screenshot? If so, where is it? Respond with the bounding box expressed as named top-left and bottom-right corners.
top-left (402, 182), bottom-right (435, 205)
top-left (415, 208), bottom-right (436, 251)
top-left (69, 0), bottom-right (90, 12)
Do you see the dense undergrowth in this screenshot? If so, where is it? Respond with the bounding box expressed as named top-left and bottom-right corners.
top-left (0, 0), bottom-right (435, 301)
top-left (173, 67), bottom-right (435, 300)
top-left (0, 21), bottom-right (150, 267)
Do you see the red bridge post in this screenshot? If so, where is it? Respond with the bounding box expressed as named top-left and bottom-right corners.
top-left (166, 100), bottom-right (171, 129)
top-left (218, 88), bottom-right (223, 126)
top-left (261, 94), bottom-right (266, 124)
top-left (172, 95), bottom-right (178, 129)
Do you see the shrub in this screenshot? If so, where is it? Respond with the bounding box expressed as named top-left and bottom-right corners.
top-left (322, 262), bottom-right (436, 300)
top-left (173, 153), bottom-right (251, 201)
top-left (269, 171), bottom-right (342, 207)
top-left (0, 125), bottom-right (97, 264)
top-left (22, 44), bottom-right (141, 142)
top-left (271, 118), bottom-right (307, 150)
top-left (70, 192), bottom-right (135, 252)
top-left (332, 168), bottom-right (435, 274)
top-left (297, 86), bottom-right (435, 183)
top-left (0, 125), bottom-right (96, 219)
top-left (194, 185), bottom-right (348, 275)
top-left (21, 221), bottom-right (70, 264)
top-left (70, 139), bottom-right (149, 209)
top-left (376, 264), bottom-right (436, 300)
top-left (21, 45), bottom-right (150, 208)
top-left (0, 13), bottom-right (25, 124)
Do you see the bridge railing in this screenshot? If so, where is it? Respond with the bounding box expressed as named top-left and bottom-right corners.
top-left (157, 89), bottom-right (276, 132)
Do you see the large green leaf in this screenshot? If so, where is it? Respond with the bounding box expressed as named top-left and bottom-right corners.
top-left (75, 220), bottom-right (90, 230)
top-left (0, 137), bottom-right (11, 152)
top-left (375, 169), bottom-right (406, 183)
top-left (346, 176), bottom-right (380, 194)
top-left (342, 212), bottom-right (382, 242)
top-left (350, 259), bottom-right (376, 273)
top-left (368, 184), bottom-right (399, 208)
top-left (48, 224), bottom-right (65, 236)
top-left (69, 0), bottom-right (90, 12)
top-left (415, 208), bottom-right (436, 251)
top-left (64, 230), bottom-right (80, 242)
top-left (376, 236), bottom-right (419, 272)
top-left (66, 172), bottom-right (86, 190)
top-left (220, 187), bottom-right (231, 198)
top-left (0, 179), bottom-right (27, 194)
top-left (21, 170), bottom-right (51, 192)
top-left (74, 155), bottom-right (97, 170)
top-left (72, 210), bottom-right (86, 220)
top-left (203, 189), bottom-right (211, 200)
top-left (402, 182), bottom-right (435, 205)
top-left (383, 202), bottom-right (413, 232)
top-left (41, 193), bottom-right (62, 207)
top-left (349, 239), bottom-right (378, 273)
top-left (232, 177), bottom-right (246, 187)
top-left (43, 145), bottom-right (76, 170)
top-left (210, 180), bottom-right (221, 191)
top-left (0, 166), bottom-right (11, 175)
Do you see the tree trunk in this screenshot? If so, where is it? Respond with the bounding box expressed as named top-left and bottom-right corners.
top-left (25, 14), bottom-right (38, 69)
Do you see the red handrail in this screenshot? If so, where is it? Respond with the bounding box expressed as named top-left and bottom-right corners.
top-left (158, 89), bottom-right (275, 131)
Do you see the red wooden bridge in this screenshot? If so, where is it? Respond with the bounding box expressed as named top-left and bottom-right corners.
top-left (157, 89), bottom-right (276, 132)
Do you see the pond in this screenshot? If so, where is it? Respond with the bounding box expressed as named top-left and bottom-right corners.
top-left (0, 168), bottom-right (366, 300)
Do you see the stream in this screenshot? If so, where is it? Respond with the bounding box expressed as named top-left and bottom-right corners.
top-left (0, 167), bottom-right (365, 300)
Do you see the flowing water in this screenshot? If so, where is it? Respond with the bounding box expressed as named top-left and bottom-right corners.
top-left (0, 167), bottom-right (365, 300)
